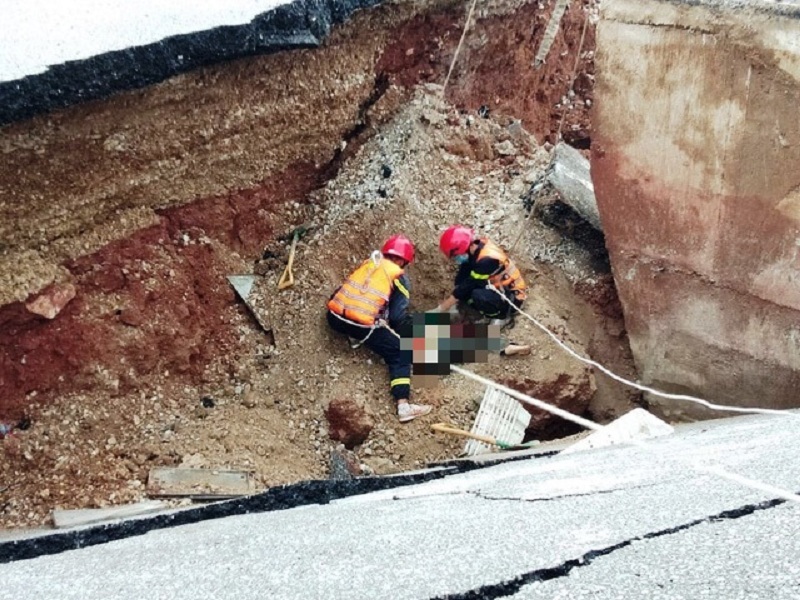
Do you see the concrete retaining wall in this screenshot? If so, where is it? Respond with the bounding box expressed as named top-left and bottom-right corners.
top-left (591, 0), bottom-right (800, 418)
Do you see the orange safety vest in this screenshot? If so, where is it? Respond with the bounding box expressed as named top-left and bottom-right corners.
top-left (475, 238), bottom-right (527, 300)
top-left (327, 255), bottom-right (404, 326)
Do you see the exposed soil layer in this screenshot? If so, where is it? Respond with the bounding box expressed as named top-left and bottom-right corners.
top-left (0, 0), bottom-right (617, 530)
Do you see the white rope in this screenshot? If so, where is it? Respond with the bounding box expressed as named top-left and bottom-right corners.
top-left (489, 285), bottom-right (800, 419)
top-left (451, 364), bottom-right (601, 431)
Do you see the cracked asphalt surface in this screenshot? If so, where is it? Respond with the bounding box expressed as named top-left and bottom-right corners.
top-left (1, 412), bottom-right (799, 599)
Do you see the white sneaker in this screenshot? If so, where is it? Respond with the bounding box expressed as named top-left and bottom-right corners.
top-left (490, 317), bottom-right (510, 327)
top-left (397, 402), bottom-right (432, 423)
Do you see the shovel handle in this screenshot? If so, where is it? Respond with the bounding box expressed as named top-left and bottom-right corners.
top-left (277, 234), bottom-right (299, 290)
top-left (431, 423), bottom-right (498, 446)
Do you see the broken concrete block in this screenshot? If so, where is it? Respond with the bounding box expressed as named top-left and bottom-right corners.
top-left (560, 408), bottom-right (674, 455)
top-left (494, 140), bottom-right (517, 157)
top-left (227, 274), bottom-right (275, 345)
top-left (548, 142), bottom-right (601, 231)
top-left (523, 142), bottom-right (608, 267)
top-left (146, 467), bottom-right (253, 499)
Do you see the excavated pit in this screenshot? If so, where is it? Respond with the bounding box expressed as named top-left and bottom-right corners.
top-left (0, 0), bottom-right (639, 530)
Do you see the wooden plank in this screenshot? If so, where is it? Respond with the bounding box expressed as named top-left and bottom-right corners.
top-left (147, 467), bottom-right (253, 500)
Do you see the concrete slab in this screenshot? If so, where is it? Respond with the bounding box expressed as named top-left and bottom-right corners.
top-left (52, 501), bottom-right (169, 530)
top-left (227, 275), bottom-right (275, 343)
top-left (147, 468), bottom-right (253, 500)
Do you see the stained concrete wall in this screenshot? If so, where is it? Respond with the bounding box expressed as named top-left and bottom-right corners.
top-left (591, 0), bottom-right (800, 418)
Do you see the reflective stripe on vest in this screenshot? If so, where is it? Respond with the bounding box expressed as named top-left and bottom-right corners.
top-left (476, 238), bottom-right (527, 299)
top-left (327, 256), bottom-right (404, 326)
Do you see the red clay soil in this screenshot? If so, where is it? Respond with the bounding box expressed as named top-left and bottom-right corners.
top-left (380, 1), bottom-right (595, 147)
top-left (0, 165), bottom-right (322, 420)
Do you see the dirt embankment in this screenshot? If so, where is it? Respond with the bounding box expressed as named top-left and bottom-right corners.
top-left (0, 0), bottom-right (627, 529)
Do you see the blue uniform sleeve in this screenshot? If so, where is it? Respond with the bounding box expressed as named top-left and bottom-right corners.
top-left (452, 256), bottom-right (501, 301)
top-left (387, 273), bottom-right (411, 329)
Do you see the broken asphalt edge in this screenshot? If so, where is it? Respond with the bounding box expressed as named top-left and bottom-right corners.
top-left (0, 0), bottom-right (385, 127)
top-left (0, 451), bottom-right (544, 564)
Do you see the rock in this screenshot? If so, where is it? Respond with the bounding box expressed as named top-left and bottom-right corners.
top-left (363, 456), bottom-right (395, 474)
top-left (119, 306), bottom-right (144, 327)
top-left (324, 398), bottom-right (374, 449)
top-left (25, 283), bottom-right (76, 319)
top-left (420, 109), bottom-right (445, 127)
top-left (494, 140), bottom-right (517, 157)
top-left (241, 390), bottom-right (258, 409)
top-left (506, 119), bottom-right (528, 145)
top-left (329, 447), bottom-right (362, 480)
top-left (178, 453), bottom-right (208, 468)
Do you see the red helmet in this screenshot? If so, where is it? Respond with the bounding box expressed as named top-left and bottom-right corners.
top-left (381, 234), bottom-right (415, 264)
top-left (439, 225), bottom-right (474, 257)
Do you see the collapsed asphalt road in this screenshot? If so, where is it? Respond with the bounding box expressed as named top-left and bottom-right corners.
top-left (1, 412), bottom-right (798, 599)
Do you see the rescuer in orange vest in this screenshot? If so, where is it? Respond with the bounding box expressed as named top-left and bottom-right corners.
top-left (326, 235), bottom-right (432, 423)
top-left (433, 225), bottom-right (527, 326)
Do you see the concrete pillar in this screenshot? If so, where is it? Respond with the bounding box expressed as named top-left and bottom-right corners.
top-left (591, 0), bottom-right (800, 418)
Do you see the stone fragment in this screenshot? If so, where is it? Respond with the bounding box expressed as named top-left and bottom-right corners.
top-left (494, 140), bottom-right (517, 157)
top-left (25, 283), bottom-right (76, 319)
top-left (548, 142), bottom-right (600, 231)
top-left (241, 390), bottom-right (259, 409)
top-left (329, 446), bottom-right (362, 480)
top-left (119, 306), bottom-right (144, 327)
